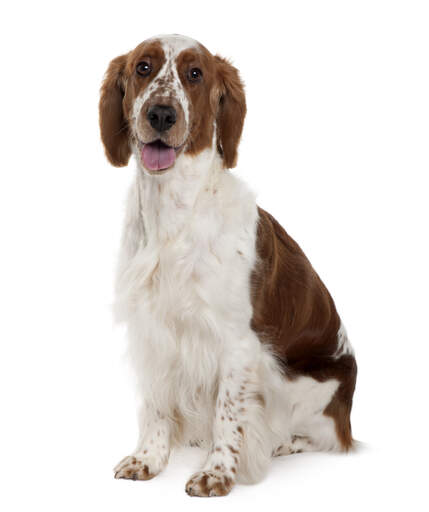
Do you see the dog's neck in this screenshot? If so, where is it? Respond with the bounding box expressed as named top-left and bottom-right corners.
top-left (133, 144), bottom-right (223, 245)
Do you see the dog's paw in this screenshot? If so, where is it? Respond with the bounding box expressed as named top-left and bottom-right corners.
top-left (114, 454), bottom-right (166, 481)
top-left (185, 470), bottom-right (234, 497)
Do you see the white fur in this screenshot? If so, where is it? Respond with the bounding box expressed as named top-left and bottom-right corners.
top-left (114, 143), bottom-right (342, 485)
top-left (334, 321), bottom-right (354, 359)
top-left (114, 35), bottom-right (344, 489)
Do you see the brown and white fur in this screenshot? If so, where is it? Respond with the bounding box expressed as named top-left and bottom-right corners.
top-left (99, 34), bottom-right (357, 497)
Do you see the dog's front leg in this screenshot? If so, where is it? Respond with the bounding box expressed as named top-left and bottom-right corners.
top-left (114, 403), bottom-right (170, 481)
top-left (186, 343), bottom-right (259, 497)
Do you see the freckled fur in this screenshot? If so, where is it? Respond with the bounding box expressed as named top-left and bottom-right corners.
top-left (99, 34), bottom-right (357, 497)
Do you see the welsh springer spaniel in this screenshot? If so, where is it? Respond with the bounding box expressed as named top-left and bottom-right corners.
top-left (99, 34), bottom-right (357, 497)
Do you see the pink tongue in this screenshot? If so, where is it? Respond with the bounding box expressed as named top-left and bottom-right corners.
top-left (141, 141), bottom-right (176, 171)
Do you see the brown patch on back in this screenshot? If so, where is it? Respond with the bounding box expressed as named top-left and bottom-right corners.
top-left (251, 207), bottom-right (357, 449)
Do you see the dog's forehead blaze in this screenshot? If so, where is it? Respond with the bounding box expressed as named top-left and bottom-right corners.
top-left (125, 36), bottom-right (213, 95)
top-left (153, 33), bottom-right (200, 58)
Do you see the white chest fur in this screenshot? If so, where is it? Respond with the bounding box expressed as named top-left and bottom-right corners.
top-left (114, 150), bottom-right (259, 439)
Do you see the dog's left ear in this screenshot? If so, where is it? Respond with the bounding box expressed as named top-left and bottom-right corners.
top-left (213, 56), bottom-right (247, 169)
top-left (99, 54), bottom-right (131, 167)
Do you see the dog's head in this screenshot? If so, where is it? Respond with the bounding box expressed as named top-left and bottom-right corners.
top-left (99, 34), bottom-right (246, 174)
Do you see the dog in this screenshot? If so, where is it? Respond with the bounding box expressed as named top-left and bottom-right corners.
top-left (99, 34), bottom-right (357, 497)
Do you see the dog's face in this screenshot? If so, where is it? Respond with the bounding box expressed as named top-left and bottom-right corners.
top-left (99, 35), bottom-right (246, 174)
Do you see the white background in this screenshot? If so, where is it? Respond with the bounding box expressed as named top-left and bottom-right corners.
top-left (1, 0), bottom-right (428, 510)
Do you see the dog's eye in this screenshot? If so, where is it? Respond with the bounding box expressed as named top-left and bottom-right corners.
top-left (187, 67), bottom-right (203, 82)
top-left (136, 61), bottom-right (152, 77)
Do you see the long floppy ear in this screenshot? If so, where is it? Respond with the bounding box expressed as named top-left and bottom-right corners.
top-left (99, 54), bottom-right (131, 167)
top-left (214, 56), bottom-right (247, 169)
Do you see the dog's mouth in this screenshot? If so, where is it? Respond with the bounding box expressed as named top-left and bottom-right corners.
top-left (139, 139), bottom-right (184, 172)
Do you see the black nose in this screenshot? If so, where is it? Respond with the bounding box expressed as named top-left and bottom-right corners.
top-left (147, 105), bottom-right (177, 132)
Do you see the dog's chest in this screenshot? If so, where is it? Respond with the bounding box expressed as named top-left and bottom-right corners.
top-left (118, 176), bottom-right (258, 326)
top-left (115, 173), bottom-right (259, 412)
top-left (137, 216), bottom-right (255, 324)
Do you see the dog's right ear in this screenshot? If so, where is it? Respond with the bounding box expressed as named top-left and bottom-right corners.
top-left (99, 54), bottom-right (131, 167)
top-left (213, 56), bottom-right (246, 169)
